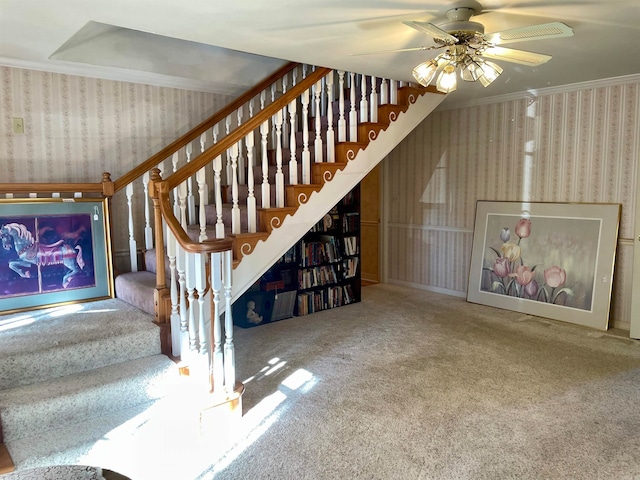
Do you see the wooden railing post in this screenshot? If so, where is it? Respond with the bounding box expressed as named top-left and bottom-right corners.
top-left (149, 168), bottom-right (172, 354)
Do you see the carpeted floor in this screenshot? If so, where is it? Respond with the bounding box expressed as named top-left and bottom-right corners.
top-left (4, 283), bottom-right (640, 479)
top-left (203, 283), bottom-right (640, 480)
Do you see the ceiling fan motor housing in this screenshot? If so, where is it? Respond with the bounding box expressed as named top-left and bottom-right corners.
top-left (439, 7), bottom-right (485, 36)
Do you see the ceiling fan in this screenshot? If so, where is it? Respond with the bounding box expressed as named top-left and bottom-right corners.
top-left (354, 6), bottom-right (574, 93)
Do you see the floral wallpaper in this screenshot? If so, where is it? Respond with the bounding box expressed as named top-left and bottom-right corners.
top-left (0, 66), bottom-right (233, 268)
top-left (384, 78), bottom-right (640, 330)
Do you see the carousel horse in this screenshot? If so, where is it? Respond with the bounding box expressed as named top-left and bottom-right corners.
top-left (1, 222), bottom-right (85, 288)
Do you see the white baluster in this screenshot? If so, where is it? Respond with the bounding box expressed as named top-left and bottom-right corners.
top-left (223, 249), bottom-right (235, 394)
top-left (178, 181), bottom-right (188, 228)
top-left (212, 154), bottom-right (225, 239)
top-left (237, 110), bottom-right (245, 185)
top-left (185, 251), bottom-right (197, 353)
top-left (125, 183), bottom-right (138, 272)
top-left (171, 152), bottom-right (180, 215)
top-left (249, 98), bottom-right (255, 118)
top-left (338, 71), bottom-right (346, 142)
top-left (195, 253), bottom-right (207, 354)
top-left (380, 78), bottom-right (388, 105)
top-left (260, 120), bottom-right (271, 208)
top-left (225, 116), bottom-right (232, 184)
top-left (52, 192), bottom-right (60, 198)
top-left (197, 167), bottom-right (208, 241)
top-left (185, 144), bottom-right (196, 225)
top-left (210, 251), bottom-right (224, 395)
top-left (301, 89), bottom-right (311, 184)
top-left (360, 74), bottom-right (369, 123)
top-left (142, 171), bottom-right (153, 250)
top-left (370, 76), bottom-right (378, 123)
top-left (230, 143), bottom-right (241, 234)
top-left (292, 68), bottom-right (298, 87)
top-left (390, 79), bottom-right (398, 105)
top-left (274, 109), bottom-right (285, 207)
top-left (314, 80), bottom-right (323, 163)
top-left (349, 72), bottom-right (358, 142)
top-left (326, 71), bottom-right (335, 163)
top-left (213, 124), bottom-right (219, 144)
top-left (167, 228), bottom-right (180, 357)
top-left (176, 242), bottom-right (188, 356)
top-left (199, 133), bottom-right (209, 206)
top-left (260, 90), bottom-right (266, 110)
top-left (246, 131), bottom-right (257, 233)
top-left (289, 99), bottom-right (298, 185)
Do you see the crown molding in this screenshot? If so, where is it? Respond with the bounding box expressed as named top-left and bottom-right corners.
top-left (437, 73), bottom-right (640, 111)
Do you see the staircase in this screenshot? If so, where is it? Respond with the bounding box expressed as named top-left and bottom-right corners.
top-left (0, 299), bottom-right (182, 476)
top-left (113, 65), bottom-right (446, 325)
top-left (0, 63), bottom-right (446, 474)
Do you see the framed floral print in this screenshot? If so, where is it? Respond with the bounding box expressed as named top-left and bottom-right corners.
top-left (467, 201), bottom-right (621, 330)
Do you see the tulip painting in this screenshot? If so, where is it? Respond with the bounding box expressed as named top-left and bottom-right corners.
top-left (479, 213), bottom-right (601, 310)
top-left (469, 201), bottom-right (620, 331)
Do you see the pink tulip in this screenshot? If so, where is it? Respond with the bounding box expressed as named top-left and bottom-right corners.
top-left (524, 279), bottom-right (539, 297)
top-left (544, 266), bottom-right (566, 288)
top-left (493, 257), bottom-right (510, 278)
top-left (515, 218), bottom-right (531, 238)
top-left (509, 265), bottom-right (535, 286)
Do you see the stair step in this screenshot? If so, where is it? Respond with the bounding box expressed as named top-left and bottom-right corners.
top-left (0, 354), bottom-right (178, 443)
top-left (4, 376), bottom-right (203, 477)
top-left (114, 271), bottom-right (157, 317)
top-left (0, 299), bottom-right (160, 390)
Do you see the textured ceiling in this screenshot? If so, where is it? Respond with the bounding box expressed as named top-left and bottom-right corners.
top-left (1, 0), bottom-right (640, 106)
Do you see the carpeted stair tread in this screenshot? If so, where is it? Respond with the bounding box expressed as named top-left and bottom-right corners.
top-left (114, 272), bottom-right (156, 317)
top-left (0, 299), bottom-right (160, 390)
top-left (0, 354), bottom-right (177, 442)
top-left (4, 394), bottom-right (182, 473)
top-left (5, 375), bottom-right (204, 477)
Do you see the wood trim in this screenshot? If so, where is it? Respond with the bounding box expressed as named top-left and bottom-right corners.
top-left (113, 62), bottom-right (299, 193)
top-left (0, 182), bottom-right (103, 194)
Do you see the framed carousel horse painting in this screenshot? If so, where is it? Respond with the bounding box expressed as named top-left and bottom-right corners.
top-left (0, 198), bottom-right (113, 314)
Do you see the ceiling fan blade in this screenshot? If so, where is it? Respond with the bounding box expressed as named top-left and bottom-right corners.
top-left (480, 46), bottom-right (552, 66)
top-left (483, 22), bottom-right (573, 45)
top-left (403, 21), bottom-right (458, 44)
top-left (349, 45), bottom-right (443, 56)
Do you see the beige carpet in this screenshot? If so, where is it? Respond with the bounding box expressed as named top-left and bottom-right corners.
top-left (5, 284), bottom-right (640, 479)
top-left (204, 283), bottom-right (640, 479)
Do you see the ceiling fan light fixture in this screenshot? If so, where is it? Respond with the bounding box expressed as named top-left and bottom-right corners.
top-left (478, 60), bottom-right (503, 87)
top-left (412, 59), bottom-right (439, 87)
top-left (461, 56), bottom-right (484, 82)
top-left (436, 64), bottom-right (457, 93)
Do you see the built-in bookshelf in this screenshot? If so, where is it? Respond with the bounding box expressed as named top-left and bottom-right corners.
top-left (296, 185), bottom-right (361, 316)
top-left (233, 185), bottom-right (361, 327)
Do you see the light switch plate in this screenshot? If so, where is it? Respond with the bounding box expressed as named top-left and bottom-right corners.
top-left (12, 117), bottom-right (24, 134)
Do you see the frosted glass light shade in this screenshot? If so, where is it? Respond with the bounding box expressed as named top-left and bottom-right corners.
top-left (412, 60), bottom-right (439, 87)
top-left (478, 60), bottom-right (503, 87)
top-left (436, 64), bottom-right (457, 93)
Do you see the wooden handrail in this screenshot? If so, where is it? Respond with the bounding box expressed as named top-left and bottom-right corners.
top-left (112, 62), bottom-right (299, 193)
top-left (150, 168), bottom-right (233, 254)
top-left (0, 173), bottom-right (114, 197)
top-left (163, 67), bottom-right (332, 190)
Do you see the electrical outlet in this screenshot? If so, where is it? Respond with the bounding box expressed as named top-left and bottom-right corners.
top-left (12, 117), bottom-right (24, 134)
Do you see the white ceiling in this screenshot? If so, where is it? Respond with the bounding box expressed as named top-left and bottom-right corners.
top-left (2, 0), bottom-right (640, 107)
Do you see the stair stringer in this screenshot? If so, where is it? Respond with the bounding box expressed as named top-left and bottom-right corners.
top-left (231, 90), bottom-right (447, 301)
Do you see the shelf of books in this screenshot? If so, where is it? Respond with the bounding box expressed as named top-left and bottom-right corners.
top-left (296, 185), bottom-right (361, 316)
top-left (233, 185), bottom-right (361, 327)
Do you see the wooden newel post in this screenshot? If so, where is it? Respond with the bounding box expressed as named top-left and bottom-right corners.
top-left (149, 168), bottom-right (172, 355)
